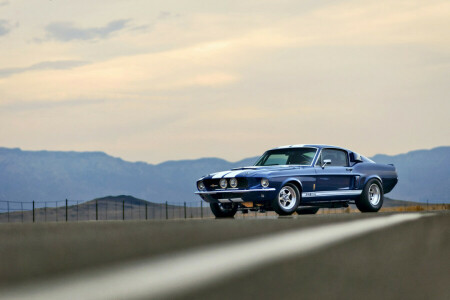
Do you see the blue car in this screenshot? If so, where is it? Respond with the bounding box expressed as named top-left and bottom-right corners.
top-left (195, 145), bottom-right (398, 217)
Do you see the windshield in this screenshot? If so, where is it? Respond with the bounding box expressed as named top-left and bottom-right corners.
top-left (254, 148), bottom-right (317, 166)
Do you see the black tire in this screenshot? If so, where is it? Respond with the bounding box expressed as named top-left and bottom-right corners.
top-left (272, 183), bottom-right (301, 216)
top-left (296, 207), bottom-right (320, 215)
top-left (210, 202), bottom-right (238, 218)
top-left (356, 179), bottom-right (384, 213)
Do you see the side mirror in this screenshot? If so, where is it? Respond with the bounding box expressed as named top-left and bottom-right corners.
top-left (322, 159), bottom-right (331, 169)
top-left (350, 152), bottom-right (363, 163)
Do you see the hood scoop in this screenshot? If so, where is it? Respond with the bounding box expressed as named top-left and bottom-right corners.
top-left (231, 165), bottom-right (303, 171)
top-left (231, 166), bottom-right (259, 170)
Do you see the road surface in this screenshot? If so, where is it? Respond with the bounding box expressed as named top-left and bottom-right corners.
top-left (0, 211), bottom-right (448, 299)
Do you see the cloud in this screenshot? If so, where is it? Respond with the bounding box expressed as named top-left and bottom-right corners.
top-left (0, 19), bottom-right (11, 36)
top-left (0, 1), bottom-right (9, 7)
top-left (157, 11), bottom-right (180, 20)
top-left (45, 19), bottom-right (130, 41)
top-left (158, 11), bottom-right (172, 19)
top-left (0, 60), bottom-right (90, 78)
top-left (1, 98), bottom-right (106, 112)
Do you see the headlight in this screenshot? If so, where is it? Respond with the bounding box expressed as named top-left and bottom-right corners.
top-left (261, 178), bottom-right (269, 187)
top-left (219, 178), bottom-right (228, 189)
top-left (197, 181), bottom-right (205, 190)
top-left (229, 178), bottom-right (238, 188)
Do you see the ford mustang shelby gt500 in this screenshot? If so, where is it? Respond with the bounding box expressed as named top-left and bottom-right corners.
top-left (195, 145), bottom-right (398, 217)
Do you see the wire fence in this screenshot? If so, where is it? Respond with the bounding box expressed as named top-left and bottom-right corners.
top-left (1, 199), bottom-right (448, 224)
top-left (0, 199), bottom-right (214, 223)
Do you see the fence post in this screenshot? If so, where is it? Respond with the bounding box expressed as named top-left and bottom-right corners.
top-left (65, 199), bottom-right (68, 222)
top-left (21, 202), bottom-right (24, 223)
top-left (7, 201), bottom-right (10, 223)
top-left (56, 202), bottom-right (58, 222)
top-left (165, 201), bottom-right (168, 219)
top-left (96, 200), bottom-right (98, 221)
top-left (145, 202), bottom-right (148, 220)
top-left (33, 201), bottom-right (35, 223)
top-left (184, 202), bottom-right (187, 219)
top-left (44, 202), bottom-right (47, 222)
top-left (77, 201), bottom-right (79, 222)
top-left (201, 201), bottom-right (203, 219)
top-left (122, 200), bottom-right (125, 221)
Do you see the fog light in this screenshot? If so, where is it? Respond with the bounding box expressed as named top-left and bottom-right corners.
top-left (229, 178), bottom-right (238, 188)
top-left (219, 178), bottom-right (227, 189)
top-left (261, 178), bottom-right (269, 187)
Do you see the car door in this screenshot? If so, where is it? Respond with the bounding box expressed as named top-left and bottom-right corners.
top-left (314, 148), bottom-right (354, 199)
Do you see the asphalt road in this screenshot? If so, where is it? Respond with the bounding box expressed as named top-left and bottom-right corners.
top-left (0, 211), bottom-right (448, 299)
top-left (182, 211), bottom-right (450, 300)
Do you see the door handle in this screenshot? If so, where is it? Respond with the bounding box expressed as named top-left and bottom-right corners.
top-left (346, 168), bottom-right (353, 171)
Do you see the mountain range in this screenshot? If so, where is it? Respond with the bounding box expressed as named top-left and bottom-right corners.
top-left (0, 146), bottom-right (448, 204)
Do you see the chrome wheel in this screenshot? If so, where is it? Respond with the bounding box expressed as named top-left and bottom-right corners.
top-left (278, 186), bottom-right (297, 210)
top-left (368, 184), bottom-right (381, 206)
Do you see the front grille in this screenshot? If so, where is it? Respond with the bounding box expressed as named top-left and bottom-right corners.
top-left (203, 178), bottom-right (248, 190)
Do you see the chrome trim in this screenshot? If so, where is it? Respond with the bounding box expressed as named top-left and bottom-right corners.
top-left (195, 188), bottom-right (276, 195)
top-left (302, 190), bottom-right (362, 197)
top-left (218, 198), bottom-right (243, 203)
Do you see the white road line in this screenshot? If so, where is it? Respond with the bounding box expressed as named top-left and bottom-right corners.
top-left (2, 213), bottom-right (424, 300)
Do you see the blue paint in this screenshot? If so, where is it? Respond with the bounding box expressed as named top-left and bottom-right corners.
top-left (196, 145), bottom-right (398, 208)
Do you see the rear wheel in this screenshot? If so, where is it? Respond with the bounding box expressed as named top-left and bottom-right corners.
top-left (210, 202), bottom-right (238, 218)
top-left (356, 179), bottom-right (384, 212)
top-left (272, 184), bottom-right (301, 216)
top-left (296, 207), bottom-right (320, 215)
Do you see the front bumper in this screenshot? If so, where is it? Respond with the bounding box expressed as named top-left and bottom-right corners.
top-left (195, 188), bottom-right (276, 203)
top-left (195, 188), bottom-right (276, 194)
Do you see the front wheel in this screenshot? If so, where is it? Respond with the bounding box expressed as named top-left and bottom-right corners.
top-left (356, 179), bottom-right (384, 212)
top-left (272, 184), bottom-right (301, 216)
top-left (210, 202), bottom-right (238, 218)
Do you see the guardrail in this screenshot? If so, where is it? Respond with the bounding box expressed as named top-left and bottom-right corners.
top-left (0, 199), bottom-right (214, 223)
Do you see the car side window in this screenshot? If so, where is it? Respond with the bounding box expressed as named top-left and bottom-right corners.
top-left (321, 149), bottom-right (349, 167)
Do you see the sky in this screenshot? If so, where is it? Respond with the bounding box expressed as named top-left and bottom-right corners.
top-left (0, 0), bottom-right (449, 163)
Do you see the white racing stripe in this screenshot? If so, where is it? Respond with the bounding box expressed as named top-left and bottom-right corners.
top-left (302, 190), bottom-right (363, 197)
top-left (2, 213), bottom-right (424, 300)
top-left (211, 171), bottom-right (231, 179)
top-left (223, 170), bottom-right (247, 178)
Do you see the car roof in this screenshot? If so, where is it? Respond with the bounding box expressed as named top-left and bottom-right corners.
top-left (270, 144), bottom-right (349, 151)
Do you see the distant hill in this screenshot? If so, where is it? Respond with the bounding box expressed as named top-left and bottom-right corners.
top-left (0, 146), bottom-right (448, 204)
top-left (371, 146), bottom-right (450, 203)
top-left (0, 147), bottom-right (258, 204)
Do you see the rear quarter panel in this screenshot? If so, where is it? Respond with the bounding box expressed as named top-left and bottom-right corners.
top-left (354, 163), bottom-right (398, 194)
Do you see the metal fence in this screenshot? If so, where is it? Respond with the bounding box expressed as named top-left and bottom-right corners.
top-left (2, 199), bottom-right (446, 224)
top-left (0, 199), bottom-right (214, 223)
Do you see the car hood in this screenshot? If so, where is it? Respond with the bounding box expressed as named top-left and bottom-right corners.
top-left (203, 165), bottom-right (311, 179)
